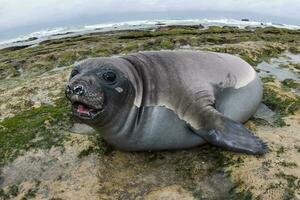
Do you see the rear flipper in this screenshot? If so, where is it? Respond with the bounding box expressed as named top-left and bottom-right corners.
top-left (194, 114), bottom-right (268, 155)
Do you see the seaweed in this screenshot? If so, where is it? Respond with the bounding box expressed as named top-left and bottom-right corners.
top-left (0, 96), bottom-right (72, 167)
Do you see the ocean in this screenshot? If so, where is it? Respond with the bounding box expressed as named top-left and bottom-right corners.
top-left (1, 18), bottom-right (299, 50)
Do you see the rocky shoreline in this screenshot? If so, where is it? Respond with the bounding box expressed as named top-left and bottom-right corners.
top-left (0, 26), bottom-right (299, 200)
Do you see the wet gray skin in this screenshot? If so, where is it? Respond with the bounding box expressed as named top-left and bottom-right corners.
top-left (65, 50), bottom-right (267, 155)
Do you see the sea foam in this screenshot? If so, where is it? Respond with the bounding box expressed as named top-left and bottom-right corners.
top-left (1, 18), bottom-right (299, 49)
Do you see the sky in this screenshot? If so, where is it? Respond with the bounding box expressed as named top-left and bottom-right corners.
top-left (0, 0), bottom-right (300, 40)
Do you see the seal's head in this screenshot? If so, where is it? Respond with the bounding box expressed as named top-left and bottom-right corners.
top-left (65, 58), bottom-right (135, 126)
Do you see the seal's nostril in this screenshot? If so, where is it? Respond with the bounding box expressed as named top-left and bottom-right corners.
top-left (73, 85), bottom-right (85, 96)
top-left (66, 85), bottom-right (72, 94)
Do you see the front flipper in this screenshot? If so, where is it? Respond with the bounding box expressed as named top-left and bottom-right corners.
top-left (193, 112), bottom-right (268, 155)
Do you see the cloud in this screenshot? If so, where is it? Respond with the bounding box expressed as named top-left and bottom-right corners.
top-left (0, 0), bottom-right (299, 31)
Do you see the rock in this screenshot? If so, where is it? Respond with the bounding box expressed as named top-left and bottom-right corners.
top-left (0, 134), bottom-right (100, 199)
top-left (13, 37), bottom-right (38, 44)
top-left (198, 24), bottom-right (205, 29)
top-left (1, 25), bottom-right (300, 200)
top-left (155, 22), bottom-right (166, 26)
top-left (144, 185), bottom-right (194, 200)
top-left (223, 26), bottom-right (239, 29)
top-left (70, 123), bottom-right (96, 135)
top-left (245, 26), bottom-right (257, 31)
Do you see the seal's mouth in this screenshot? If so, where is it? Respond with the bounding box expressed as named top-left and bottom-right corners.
top-left (72, 101), bottom-right (103, 120)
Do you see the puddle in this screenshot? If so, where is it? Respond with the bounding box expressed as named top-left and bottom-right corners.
top-left (257, 52), bottom-right (300, 81)
top-left (285, 52), bottom-right (300, 63)
top-left (254, 103), bottom-right (277, 124)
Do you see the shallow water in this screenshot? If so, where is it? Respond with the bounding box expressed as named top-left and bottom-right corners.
top-left (257, 52), bottom-right (300, 81)
top-left (285, 53), bottom-right (300, 63)
top-left (254, 103), bottom-right (276, 124)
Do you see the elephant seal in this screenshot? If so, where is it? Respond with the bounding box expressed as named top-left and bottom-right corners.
top-left (65, 51), bottom-right (267, 155)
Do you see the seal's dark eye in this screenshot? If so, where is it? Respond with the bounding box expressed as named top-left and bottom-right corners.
top-left (70, 69), bottom-right (79, 78)
top-left (102, 71), bottom-right (116, 83)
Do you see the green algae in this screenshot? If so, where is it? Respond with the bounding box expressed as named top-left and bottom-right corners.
top-left (122, 42), bottom-right (139, 53)
top-left (170, 145), bottom-right (251, 199)
top-left (261, 77), bottom-right (276, 83)
top-left (57, 51), bottom-right (78, 67)
top-left (276, 146), bottom-right (286, 155)
top-left (261, 84), bottom-right (300, 127)
top-left (279, 62), bottom-right (300, 71)
top-left (0, 185), bottom-right (19, 200)
top-left (262, 86), bottom-right (300, 116)
top-left (1, 25), bottom-right (300, 199)
top-left (0, 97), bottom-right (72, 167)
top-left (240, 55), bottom-right (259, 66)
top-left (251, 118), bottom-right (270, 126)
top-left (278, 161), bottom-right (298, 168)
top-left (275, 172), bottom-right (300, 200)
top-left (21, 188), bottom-right (37, 200)
top-left (78, 134), bottom-right (112, 158)
top-left (281, 79), bottom-right (300, 89)
top-left (289, 46), bottom-right (300, 54)
top-left (207, 43), bottom-right (286, 66)
top-left (159, 38), bottom-right (175, 49)
top-left (1, 26), bottom-right (300, 80)
top-left (19, 180), bottom-right (40, 200)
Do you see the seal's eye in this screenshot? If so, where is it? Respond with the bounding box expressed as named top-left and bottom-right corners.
top-left (102, 71), bottom-right (116, 83)
top-left (70, 69), bottom-right (79, 78)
